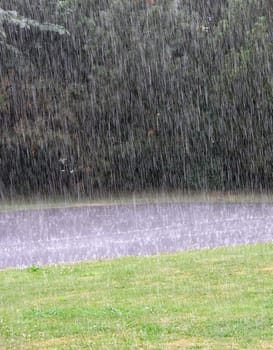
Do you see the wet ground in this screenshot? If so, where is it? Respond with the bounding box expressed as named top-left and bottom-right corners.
top-left (0, 202), bottom-right (273, 269)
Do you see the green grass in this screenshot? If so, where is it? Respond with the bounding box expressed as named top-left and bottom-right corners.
top-left (0, 244), bottom-right (273, 349)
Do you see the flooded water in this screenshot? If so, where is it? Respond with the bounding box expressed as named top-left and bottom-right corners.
top-left (1, 201), bottom-right (272, 269)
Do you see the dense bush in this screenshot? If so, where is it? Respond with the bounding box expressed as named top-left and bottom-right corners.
top-left (0, 0), bottom-right (273, 197)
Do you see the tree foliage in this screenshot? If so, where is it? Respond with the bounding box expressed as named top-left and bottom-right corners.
top-left (0, 0), bottom-right (273, 197)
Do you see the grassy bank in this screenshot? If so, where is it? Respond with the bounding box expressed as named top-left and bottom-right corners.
top-left (0, 244), bottom-right (273, 349)
top-left (2, 190), bottom-right (273, 212)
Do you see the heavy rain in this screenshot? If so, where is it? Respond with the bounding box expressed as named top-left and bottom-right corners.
top-left (0, 1), bottom-right (273, 348)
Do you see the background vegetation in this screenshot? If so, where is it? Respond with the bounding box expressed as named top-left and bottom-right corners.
top-left (1, 0), bottom-right (273, 197)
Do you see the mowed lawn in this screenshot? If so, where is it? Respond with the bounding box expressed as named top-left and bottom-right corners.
top-left (0, 244), bottom-right (273, 349)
